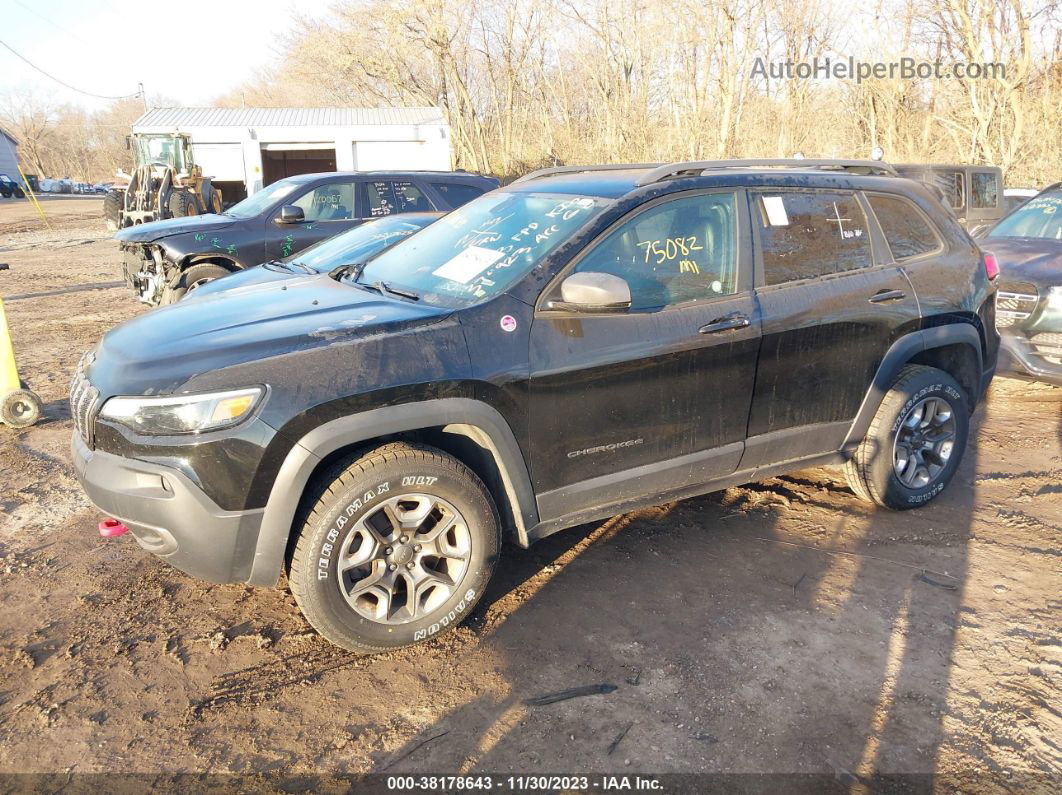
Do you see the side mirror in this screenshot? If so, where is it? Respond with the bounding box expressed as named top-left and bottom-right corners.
top-left (277, 205), bottom-right (305, 224)
top-left (552, 272), bottom-right (632, 312)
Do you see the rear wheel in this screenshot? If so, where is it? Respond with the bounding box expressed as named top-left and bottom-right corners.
top-left (844, 365), bottom-right (969, 509)
top-left (163, 262), bottom-right (232, 304)
top-left (103, 190), bottom-right (122, 231)
top-left (289, 442), bottom-right (500, 653)
top-left (168, 190), bottom-right (198, 218)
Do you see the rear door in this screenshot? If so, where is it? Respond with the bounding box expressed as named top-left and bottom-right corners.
top-left (529, 190), bottom-right (761, 519)
top-left (263, 177), bottom-right (358, 260)
top-left (741, 188), bottom-right (921, 469)
top-left (967, 168), bottom-right (1003, 234)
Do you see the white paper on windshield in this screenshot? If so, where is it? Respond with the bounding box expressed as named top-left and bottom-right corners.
top-left (432, 246), bottom-right (504, 284)
top-left (763, 196), bottom-right (789, 226)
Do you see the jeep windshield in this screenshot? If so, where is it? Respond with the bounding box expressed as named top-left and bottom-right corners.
top-left (223, 179), bottom-right (301, 219)
top-left (355, 191), bottom-right (607, 306)
top-left (988, 192), bottom-right (1062, 240)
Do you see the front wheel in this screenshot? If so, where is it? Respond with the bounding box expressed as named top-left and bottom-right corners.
top-left (844, 365), bottom-right (970, 510)
top-left (289, 442), bottom-right (500, 653)
top-left (162, 262), bottom-right (232, 304)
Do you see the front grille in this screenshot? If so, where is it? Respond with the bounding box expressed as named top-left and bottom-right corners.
top-left (69, 353), bottom-right (100, 447)
top-left (995, 290), bottom-right (1038, 329)
top-left (1030, 332), bottom-right (1062, 364)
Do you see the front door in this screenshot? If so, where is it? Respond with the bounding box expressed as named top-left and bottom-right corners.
top-left (741, 188), bottom-right (922, 468)
top-left (529, 190), bottom-right (761, 520)
top-left (264, 178), bottom-right (358, 261)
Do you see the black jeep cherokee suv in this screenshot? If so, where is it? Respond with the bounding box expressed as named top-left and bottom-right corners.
top-left (115, 170), bottom-right (498, 306)
top-left (72, 159), bottom-right (998, 653)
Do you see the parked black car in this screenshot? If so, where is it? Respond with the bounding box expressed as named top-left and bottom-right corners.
top-left (72, 159), bottom-right (998, 654)
top-left (981, 184), bottom-right (1062, 385)
top-left (0, 174), bottom-right (24, 199)
top-left (187, 212), bottom-right (441, 300)
top-left (115, 170), bottom-right (498, 306)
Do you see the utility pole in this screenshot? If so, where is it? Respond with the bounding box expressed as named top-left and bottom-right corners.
top-left (138, 82), bottom-right (148, 111)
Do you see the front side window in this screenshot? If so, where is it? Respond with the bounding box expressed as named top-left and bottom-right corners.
top-left (971, 172), bottom-right (999, 209)
top-left (291, 182), bottom-right (354, 221)
top-left (754, 191), bottom-right (873, 285)
top-left (867, 194), bottom-right (940, 260)
top-left (573, 193), bottom-right (738, 310)
top-left (988, 192), bottom-right (1062, 240)
top-left (358, 191), bottom-right (606, 306)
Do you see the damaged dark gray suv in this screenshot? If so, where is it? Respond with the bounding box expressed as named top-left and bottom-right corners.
top-left (72, 159), bottom-right (999, 653)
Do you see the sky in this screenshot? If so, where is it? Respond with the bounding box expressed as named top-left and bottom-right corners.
top-left (0, 0), bottom-right (331, 111)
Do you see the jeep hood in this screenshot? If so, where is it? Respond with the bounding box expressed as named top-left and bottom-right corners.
top-left (114, 213), bottom-right (236, 243)
top-left (88, 274), bottom-right (453, 397)
top-left (982, 237), bottom-right (1062, 286)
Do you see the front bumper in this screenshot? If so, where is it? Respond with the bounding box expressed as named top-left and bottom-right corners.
top-left (998, 332), bottom-right (1062, 386)
top-left (72, 432), bottom-right (265, 583)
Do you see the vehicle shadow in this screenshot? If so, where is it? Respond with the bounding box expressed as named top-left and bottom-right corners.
top-left (373, 410), bottom-right (986, 785)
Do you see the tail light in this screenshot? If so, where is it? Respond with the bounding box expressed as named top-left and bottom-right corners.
top-left (983, 252), bottom-right (1000, 280)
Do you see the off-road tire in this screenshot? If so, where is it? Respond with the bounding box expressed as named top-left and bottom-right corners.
top-left (844, 365), bottom-right (969, 510)
top-left (162, 263), bottom-right (232, 304)
top-left (289, 442), bottom-right (501, 654)
top-left (0, 389), bottom-right (43, 428)
top-left (103, 190), bottom-right (122, 231)
top-left (168, 189), bottom-right (198, 219)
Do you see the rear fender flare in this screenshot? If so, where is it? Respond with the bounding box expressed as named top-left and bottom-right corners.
top-left (842, 323), bottom-right (983, 452)
top-left (247, 398), bottom-right (536, 586)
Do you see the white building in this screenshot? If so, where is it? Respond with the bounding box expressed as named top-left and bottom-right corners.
top-left (131, 107), bottom-right (452, 200)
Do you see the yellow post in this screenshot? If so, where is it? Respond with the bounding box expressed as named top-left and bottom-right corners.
top-left (0, 298), bottom-right (19, 394)
top-left (16, 163), bottom-right (52, 231)
top-left (0, 297), bottom-right (43, 427)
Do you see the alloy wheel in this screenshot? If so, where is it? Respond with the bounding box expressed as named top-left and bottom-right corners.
top-left (335, 493), bottom-right (472, 624)
top-left (893, 396), bottom-right (956, 489)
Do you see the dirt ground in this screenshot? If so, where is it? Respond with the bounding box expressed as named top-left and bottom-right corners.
top-left (0, 199), bottom-right (1058, 790)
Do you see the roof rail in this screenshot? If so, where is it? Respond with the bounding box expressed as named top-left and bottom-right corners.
top-left (634, 159), bottom-right (898, 186)
top-left (511, 163), bottom-right (661, 184)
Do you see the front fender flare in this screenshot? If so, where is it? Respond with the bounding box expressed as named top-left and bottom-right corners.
top-left (247, 398), bottom-right (536, 586)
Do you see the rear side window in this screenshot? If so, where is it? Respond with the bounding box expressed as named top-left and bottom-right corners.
top-left (362, 181), bottom-right (397, 217)
top-left (393, 181), bottom-right (433, 212)
top-left (971, 172), bottom-right (999, 209)
top-left (867, 194), bottom-right (941, 260)
top-left (753, 191), bottom-right (872, 286)
top-left (430, 181), bottom-right (487, 208)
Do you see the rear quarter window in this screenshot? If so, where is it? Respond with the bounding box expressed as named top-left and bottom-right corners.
top-left (867, 194), bottom-right (941, 260)
top-left (431, 181), bottom-right (488, 208)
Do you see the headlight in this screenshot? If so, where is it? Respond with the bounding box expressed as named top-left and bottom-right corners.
top-left (99, 387), bottom-right (263, 435)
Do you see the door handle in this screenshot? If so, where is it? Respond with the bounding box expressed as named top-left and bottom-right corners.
top-left (868, 289), bottom-right (906, 304)
top-left (699, 313), bottom-right (751, 334)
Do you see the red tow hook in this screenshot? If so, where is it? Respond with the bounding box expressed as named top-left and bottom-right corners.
top-left (98, 518), bottom-right (129, 538)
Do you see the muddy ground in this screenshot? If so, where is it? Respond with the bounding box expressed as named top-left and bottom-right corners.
top-left (0, 199), bottom-right (1058, 790)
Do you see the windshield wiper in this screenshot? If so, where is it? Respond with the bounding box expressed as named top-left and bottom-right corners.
top-left (357, 279), bottom-right (420, 301)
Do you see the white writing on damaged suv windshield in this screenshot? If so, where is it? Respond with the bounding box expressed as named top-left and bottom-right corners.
top-left (432, 197), bottom-right (597, 299)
